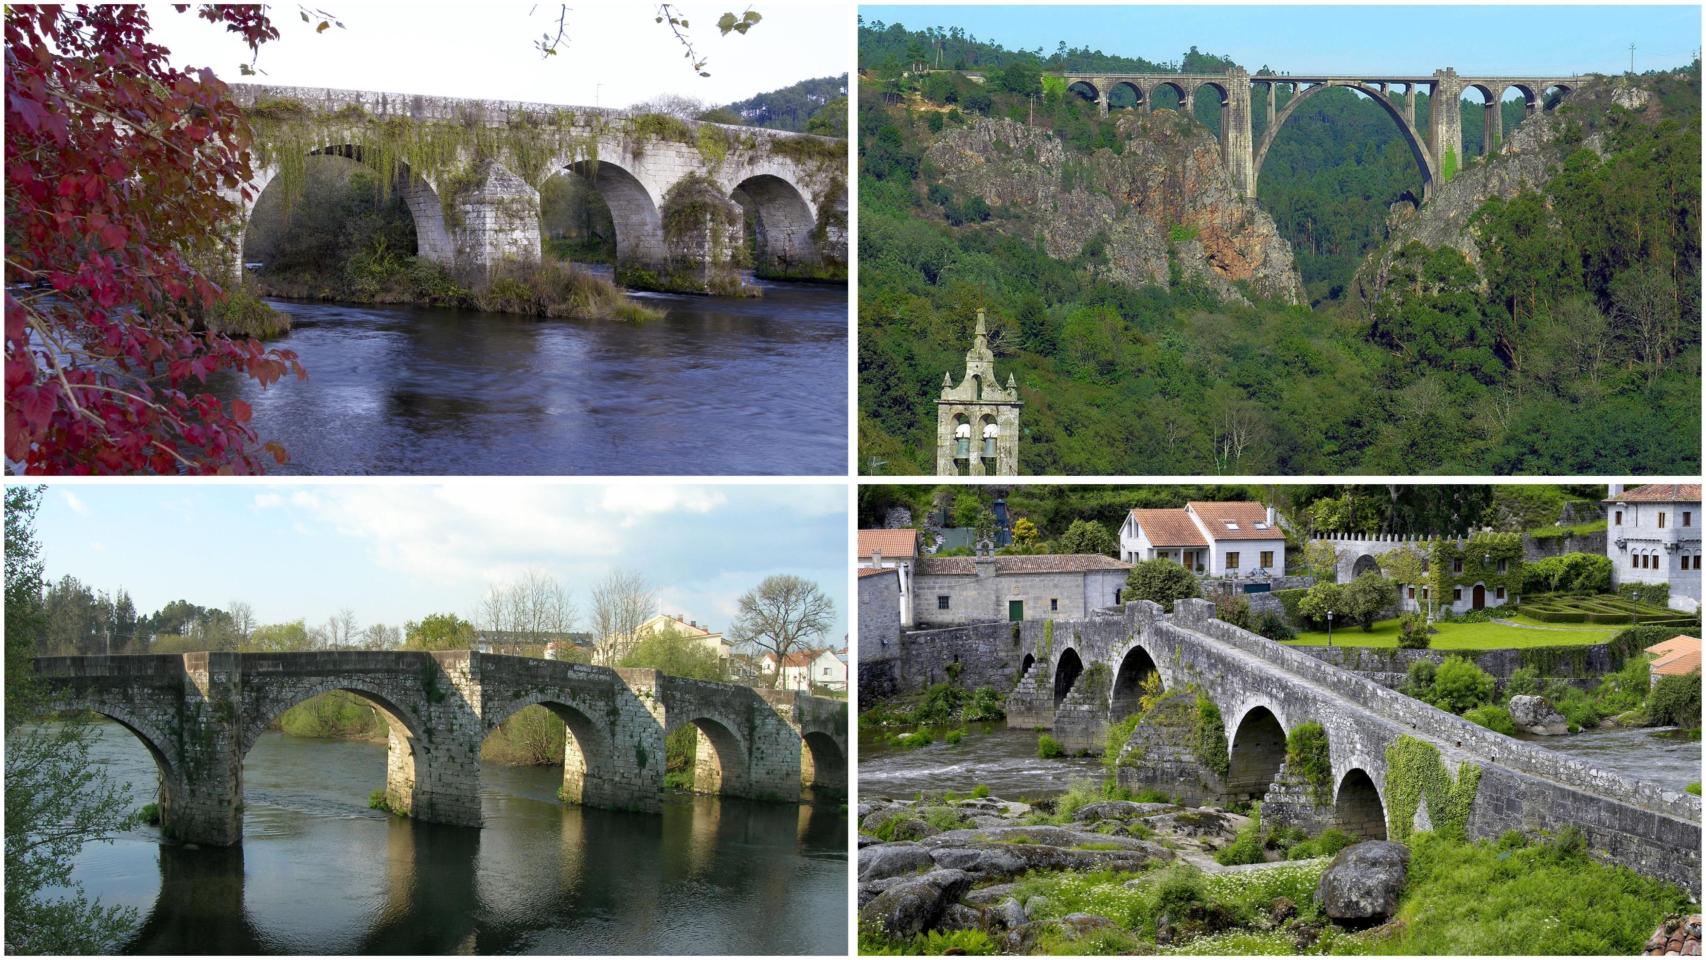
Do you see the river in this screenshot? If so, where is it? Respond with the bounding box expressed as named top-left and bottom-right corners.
top-left (861, 723), bottom-right (1702, 802)
top-left (221, 279), bottom-right (846, 475)
top-left (64, 722), bottom-right (847, 955)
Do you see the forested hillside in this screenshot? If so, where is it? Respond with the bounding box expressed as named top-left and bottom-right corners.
top-left (857, 20), bottom-right (1701, 476)
top-left (716, 74), bottom-right (848, 135)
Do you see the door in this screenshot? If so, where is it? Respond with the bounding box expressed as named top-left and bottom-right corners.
top-left (1008, 600), bottom-right (1024, 621)
top-left (1472, 584), bottom-right (1485, 610)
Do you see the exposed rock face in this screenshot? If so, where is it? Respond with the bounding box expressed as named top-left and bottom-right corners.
top-left (1314, 841), bottom-right (1410, 922)
top-left (924, 113), bottom-right (1304, 305)
top-left (1508, 695), bottom-right (1570, 736)
top-left (1353, 77), bottom-right (1616, 305)
top-left (858, 868), bottom-right (975, 939)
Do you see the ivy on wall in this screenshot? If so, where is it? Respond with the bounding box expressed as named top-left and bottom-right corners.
top-left (1195, 693), bottom-right (1229, 780)
top-left (1384, 734), bottom-right (1482, 841)
top-left (1427, 532), bottom-right (1527, 601)
top-left (1284, 721), bottom-right (1334, 807)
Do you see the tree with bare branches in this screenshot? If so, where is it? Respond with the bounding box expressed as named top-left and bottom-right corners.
top-left (730, 575), bottom-right (833, 688)
top-left (590, 569), bottom-right (655, 665)
top-left (479, 568), bottom-right (577, 642)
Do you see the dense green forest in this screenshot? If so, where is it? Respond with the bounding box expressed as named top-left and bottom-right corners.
top-left (715, 74), bottom-right (849, 134)
top-left (857, 20), bottom-right (1701, 475)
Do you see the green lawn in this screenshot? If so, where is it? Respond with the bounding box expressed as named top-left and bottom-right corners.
top-left (1284, 615), bottom-right (1624, 649)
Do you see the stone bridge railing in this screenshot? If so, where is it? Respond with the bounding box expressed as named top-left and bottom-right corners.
top-left (33, 651), bottom-right (846, 847)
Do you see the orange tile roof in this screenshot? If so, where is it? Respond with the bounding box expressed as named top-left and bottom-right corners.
top-left (1646, 635), bottom-right (1701, 658)
top-left (1187, 501), bottom-right (1279, 541)
top-left (1605, 484), bottom-right (1703, 503)
top-left (917, 554), bottom-right (1130, 575)
top-left (1652, 648), bottom-right (1702, 677)
top-left (858, 566), bottom-right (898, 579)
top-left (1129, 508), bottom-right (1207, 547)
top-left (858, 528), bottom-right (919, 559)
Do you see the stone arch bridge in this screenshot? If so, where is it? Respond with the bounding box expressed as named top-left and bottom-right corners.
top-left (33, 650), bottom-right (847, 847)
top-left (227, 84), bottom-right (847, 290)
top-left (884, 598), bottom-right (1696, 892)
top-left (1059, 68), bottom-right (1582, 201)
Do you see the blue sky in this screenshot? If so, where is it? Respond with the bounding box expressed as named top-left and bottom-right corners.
top-left (27, 482), bottom-right (849, 646)
top-left (861, 5), bottom-right (1700, 79)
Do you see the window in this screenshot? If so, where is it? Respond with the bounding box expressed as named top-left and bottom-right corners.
top-left (1226, 552), bottom-right (1240, 570)
top-left (1050, 598), bottom-right (1059, 612)
top-left (1615, 510), bottom-right (1623, 525)
top-left (1260, 550), bottom-right (1274, 568)
top-left (1453, 587), bottom-right (1463, 601)
top-left (1659, 512), bottom-right (1667, 529)
top-left (1686, 511), bottom-right (1694, 528)
top-left (937, 595), bottom-right (951, 610)
top-left (1452, 558), bottom-right (1463, 573)
top-left (1407, 586), bottom-right (1416, 599)
top-left (1496, 587), bottom-right (1506, 600)
top-left (1497, 559), bottom-right (1507, 573)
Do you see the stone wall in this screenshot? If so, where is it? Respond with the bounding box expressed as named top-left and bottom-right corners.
top-left (1289, 642), bottom-right (1621, 691)
top-left (1524, 530), bottom-right (1608, 561)
top-left (912, 569), bottom-right (1124, 627)
top-left (33, 651), bottom-right (838, 845)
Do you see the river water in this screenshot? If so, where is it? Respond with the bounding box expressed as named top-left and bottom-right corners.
top-left (861, 723), bottom-right (1702, 802)
top-left (66, 722), bottom-right (846, 955)
top-left (221, 279), bottom-right (846, 475)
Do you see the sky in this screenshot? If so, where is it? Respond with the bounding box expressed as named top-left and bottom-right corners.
top-left (28, 482), bottom-right (850, 646)
top-left (146, 2), bottom-right (851, 109)
top-left (861, 5), bottom-right (1701, 81)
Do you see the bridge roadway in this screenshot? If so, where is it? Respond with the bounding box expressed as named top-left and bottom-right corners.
top-left (34, 650), bottom-right (847, 846)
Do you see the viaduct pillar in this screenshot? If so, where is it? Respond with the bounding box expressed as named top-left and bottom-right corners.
top-left (1428, 68), bottom-right (1463, 180)
top-left (1224, 69), bottom-right (1256, 198)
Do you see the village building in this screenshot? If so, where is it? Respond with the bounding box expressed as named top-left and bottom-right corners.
top-left (1605, 483), bottom-right (1703, 612)
top-left (1644, 635), bottom-right (1702, 686)
top-left (1119, 501), bottom-right (1285, 577)
top-left (912, 542), bottom-right (1129, 627)
top-left (935, 310), bottom-right (1020, 476)
top-left (857, 528), bottom-right (920, 627)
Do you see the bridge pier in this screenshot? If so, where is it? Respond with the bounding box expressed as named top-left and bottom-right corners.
top-left (1222, 69), bottom-right (1256, 198)
top-left (1429, 69), bottom-right (1464, 177)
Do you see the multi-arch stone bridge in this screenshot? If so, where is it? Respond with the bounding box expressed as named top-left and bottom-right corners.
top-left (34, 650), bottom-right (847, 847)
top-left (1058, 68), bottom-right (1582, 200)
top-left (867, 598), bottom-right (1698, 892)
top-left (227, 84), bottom-right (847, 290)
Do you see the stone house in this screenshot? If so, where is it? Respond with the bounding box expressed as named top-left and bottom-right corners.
top-left (911, 546), bottom-right (1130, 627)
top-left (857, 528), bottom-right (920, 628)
top-left (1119, 501), bottom-right (1285, 577)
top-left (858, 566), bottom-right (903, 654)
top-left (1645, 635), bottom-right (1701, 686)
top-left (1605, 483), bottom-right (1703, 612)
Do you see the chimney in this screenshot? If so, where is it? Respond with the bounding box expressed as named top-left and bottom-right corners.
top-left (1266, 504), bottom-right (1276, 526)
top-left (870, 547), bottom-right (883, 567)
top-left (1608, 483), bottom-right (1625, 498)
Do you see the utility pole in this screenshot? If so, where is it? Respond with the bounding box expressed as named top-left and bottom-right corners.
top-left (1629, 42), bottom-right (1636, 74)
top-left (1029, 93), bottom-right (1034, 125)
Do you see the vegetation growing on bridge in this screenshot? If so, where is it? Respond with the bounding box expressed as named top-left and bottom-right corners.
top-left (1283, 722), bottom-right (1333, 806)
top-left (1382, 735), bottom-right (1481, 841)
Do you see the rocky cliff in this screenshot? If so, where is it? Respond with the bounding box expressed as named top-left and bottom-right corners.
top-left (1352, 77), bottom-right (1636, 305)
top-left (924, 112), bottom-right (1305, 305)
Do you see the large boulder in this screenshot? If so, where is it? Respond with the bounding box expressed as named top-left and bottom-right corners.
top-left (1073, 800), bottom-right (1175, 823)
top-left (1508, 695), bottom-right (1570, 735)
top-left (858, 868), bottom-right (975, 939)
top-left (1314, 841), bottom-right (1410, 922)
top-left (859, 842), bottom-right (936, 882)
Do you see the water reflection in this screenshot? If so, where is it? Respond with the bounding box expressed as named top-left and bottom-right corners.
top-left (219, 280), bottom-right (847, 476)
top-left (71, 724), bottom-right (845, 955)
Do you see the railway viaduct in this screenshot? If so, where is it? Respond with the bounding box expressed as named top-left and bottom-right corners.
top-left (34, 650), bottom-right (847, 846)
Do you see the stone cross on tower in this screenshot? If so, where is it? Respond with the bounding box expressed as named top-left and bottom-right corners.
top-left (935, 309), bottom-right (1021, 476)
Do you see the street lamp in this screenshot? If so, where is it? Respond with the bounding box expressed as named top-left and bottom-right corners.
top-left (1326, 609), bottom-right (1334, 647)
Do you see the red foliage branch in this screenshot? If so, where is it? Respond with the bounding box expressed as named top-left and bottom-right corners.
top-left (5, 4), bottom-right (304, 474)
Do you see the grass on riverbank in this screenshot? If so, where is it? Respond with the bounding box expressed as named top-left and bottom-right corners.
top-left (1284, 615), bottom-right (1622, 649)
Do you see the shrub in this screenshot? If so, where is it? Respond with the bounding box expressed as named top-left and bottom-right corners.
top-left (1037, 734), bottom-right (1065, 758)
top-left (1687, 782), bottom-right (1701, 796)
top-left (945, 728), bottom-right (964, 745)
top-left (1214, 817), bottom-right (1266, 865)
top-left (1102, 712), bottom-right (1142, 770)
top-left (137, 802), bottom-right (161, 825)
top-left (1397, 612), bottom-right (1432, 649)
top-left (1343, 572), bottom-right (1400, 630)
top-left (971, 784), bottom-right (990, 799)
top-left (1505, 666), bottom-right (1540, 698)
top-left (1288, 827), bottom-right (1354, 860)
top-left (1647, 670), bottom-right (1702, 730)
top-left (1123, 558), bottom-right (1199, 612)
top-left (1463, 705), bottom-right (1517, 735)
top-left (1296, 581), bottom-right (1346, 628)
top-left (1402, 658), bottom-right (1438, 699)
top-left (1431, 656), bottom-right (1496, 714)
top-left (1254, 610), bottom-right (1296, 641)
top-left (1618, 582), bottom-right (1670, 606)
top-left (896, 731), bottom-right (933, 749)
top-left (1153, 865), bottom-right (1208, 917)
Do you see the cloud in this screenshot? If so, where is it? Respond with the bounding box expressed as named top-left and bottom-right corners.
top-left (599, 485), bottom-right (727, 526)
top-left (60, 491), bottom-right (89, 515)
top-left (253, 492), bottom-right (284, 508)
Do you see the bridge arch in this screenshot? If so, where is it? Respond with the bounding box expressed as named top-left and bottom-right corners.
top-left (1053, 646), bottom-right (1085, 707)
top-left (562, 157), bottom-right (667, 271)
top-left (730, 173), bottom-right (819, 273)
top-left (1152, 81), bottom-right (1190, 112)
top-left (1254, 81), bottom-right (1435, 198)
top-left (800, 730), bottom-right (846, 790)
top-left (1226, 702), bottom-right (1288, 799)
top-left (1334, 767), bottom-right (1388, 840)
top-left (667, 714), bottom-right (750, 797)
top-left (1066, 79), bottom-right (1101, 104)
top-left (1542, 84), bottom-right (1572, 109)
top-left (1108, 642), bottom-right (1163, 720)
top-left (1107, 80), bottom-right (1144, 110)
top-left (481, 690), bottom-right (616, 805)
top-left (1019, 652), bottom-right (1036, 680)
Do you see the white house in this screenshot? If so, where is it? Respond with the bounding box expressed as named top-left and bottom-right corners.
top-left (1605, 483), bottom-right (1703, 612)
top-left (769, 648), bottom-right (847, 692)
top-left (858, 528), bottom-right (920, 628)
top-left (1120, 501), bottom-right (1285, 578)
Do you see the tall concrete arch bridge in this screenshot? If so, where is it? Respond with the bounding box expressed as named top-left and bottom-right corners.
top-left (870, 598), bottom-right (1697, 892)
top-left (34, 651), bottom-right (847, 847)
top-left (227, 85), bottom-right (847, 290)
top-left (1059, 68), bottom-right (1582, 201)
